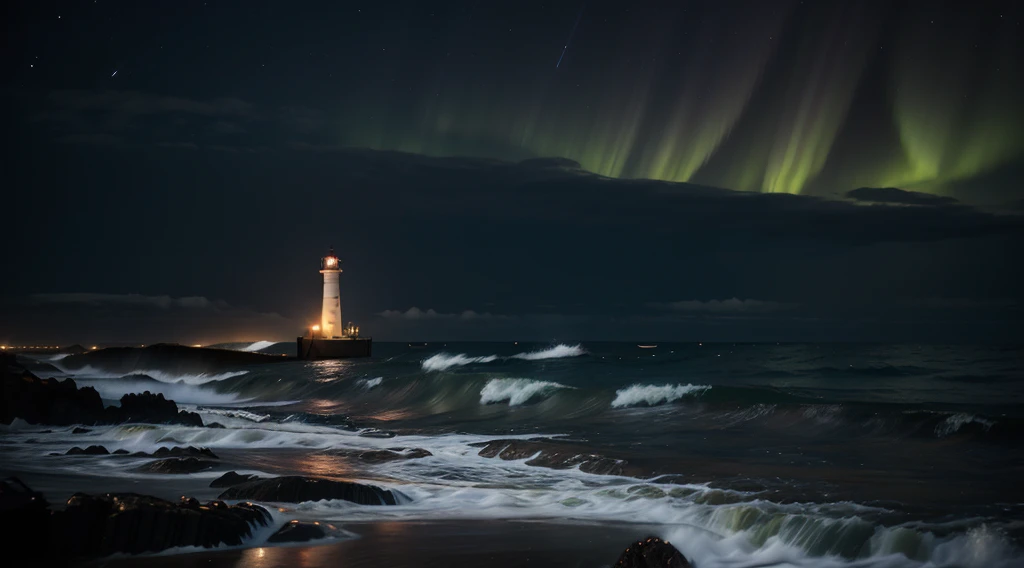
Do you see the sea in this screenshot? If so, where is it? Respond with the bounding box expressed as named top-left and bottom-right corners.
top-left (3, 342), bottom-right (1023, 567)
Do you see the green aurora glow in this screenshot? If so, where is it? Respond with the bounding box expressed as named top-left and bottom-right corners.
top-left (332, 1), bottom-right (1021, 202)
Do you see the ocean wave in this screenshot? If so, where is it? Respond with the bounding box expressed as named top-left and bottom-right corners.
top-left (480, 378), bottom-right (572, 406)
top-left (360, 377), bottom-right (383, 390)
top-left (510, 344), bottom-right (586, 361)
top-left (421, 344), bottom-right (584, 371)
top-left (611, 383), bottom-right (711, 408)
top-left (935, 413), bottom-right (994, 437)
top-left (241, 340), bottom-right (277, 352)
top-left (421, 353), bottom-right (500, 371)
top-left (65, 365), bottom-right (249, 385)
top-left (75, 377), bottom-right (248, 406)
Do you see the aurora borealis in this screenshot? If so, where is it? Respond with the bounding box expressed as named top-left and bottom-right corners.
top-left (320, 1), bottom-right (1021, 203)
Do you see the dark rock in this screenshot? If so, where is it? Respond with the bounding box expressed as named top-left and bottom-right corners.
top-left (108, 391), bottom-right (203, 427)
top-left (473, 439), bottom-right (629, 476)
top-left (52, 492), bottom-right (271, 558)
top-left (66, 445), bottom-right (110, 456)
top-left (207, 422), bottom-right (226, 429)
top-left (267, 520), bottom-right (327, 543)
top-left (152, 445), bottom-right (219, 459)
top-left (0, 477), bottom-right (50, 557)
top-left (358, 429), bottom-right (396, 438)
top-left (1, 356), bottom-right (203, 427)
top-left (1, 361), bottom-right (107, 426)
top-left (322, 447), bottom-right (432, 464)
top-left (112, 449), bottom-right (129, 455)
top-left (615, 536), bottom-right (692, 568)
top-left (210, 471), bottom-right (261, 488)
top-left (218, 476), bottom-right (403, 505)
top-left (72, 427), bottom-right (91, 434)
top-left (134, 457), bottom-right (217, 474)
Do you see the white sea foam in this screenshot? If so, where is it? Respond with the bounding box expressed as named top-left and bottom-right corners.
top-left (241, 340), bottom-right (277, 352)
top-left (611, 383), bottom-right (711, 408)
top-left (360, 377), bottom-right (383, 390)
top-left (479, 378), bottom-right (571, 406)
top-left (200, 408), bottom-right (270, 422)
top-left (510, 344), bottom-right (586, 361)
top-left (421, 353), bottom-right (499, 371)
top-left (935, 413), bottom-right (994, 437)
top-left (422, 344), bottom-right (584, 371)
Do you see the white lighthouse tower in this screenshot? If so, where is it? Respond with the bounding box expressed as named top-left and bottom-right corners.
top-left (319, 248), bottom-right (343, 338)
top-left (297, 247), bottom-right (371, 359)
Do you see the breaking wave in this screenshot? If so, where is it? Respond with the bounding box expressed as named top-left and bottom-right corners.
top-left (421, 354), bottom-right (500, 371)
top-left (65, 365), bottom-right (249, 385)
top-left (241, 341), bottom-right (277, 352)
top-left (935, 413), bottom-right (994, 437)
top-left (511, 344), bottom-right (586, 361)
top-left (74, 376), bottom-right (248, 406)
top-left (611, 383), bottom-right (711, 408)
top-left (422, 343), bottom-right (585, 371)
top-left (360, 377), bottom-right (383, 390)
top-left (480, 378), bottom-right (572, 406)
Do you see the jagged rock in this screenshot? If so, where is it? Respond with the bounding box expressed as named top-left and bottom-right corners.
top-left (358, 429), bottom-right (396, 438)
top-left (129, 445), bottom-right (218, 459)
top-left (1, 361), bottom-right (107, 426)
top-left (134, 457), bottom-right (216, 474)
top-left (51, 492), bottom-right (271, 558)
top-left (153, 445), bottom-right (218, 459)
top-left (66, 445), bottom-right (109, 456)
top-left (0, 477), bottom-right (50, 557)
top-left (267, 520), bottom-right (327, 543)
top-left (1, 356), bottom-right (203, 427)
top-left (322, 447), bottom-right (432, 464)
top-left (210, 471), bottom-right (261, 488)
top-left (218, 476), bottom-right (402, 505)
top-left (108, 391), bottom-right (203, 427)
top-left (472, 439), bottom-right (627, 476)
top-left (615, 536), bottom-right (692, 568)
top-left (72, 427), bottom-right (91, 434)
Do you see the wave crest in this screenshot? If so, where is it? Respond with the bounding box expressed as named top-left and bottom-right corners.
top-left (241, 340), bottom-right (277, 352)
top-left (511, 344), bottom-right (585, 361)
top-left (421, 344), bottom-right (584, 371)
top-left (422, 354), bottom-right (499, 372)
top-left (611, 383), bottom-right (710, 408)
top-left (480, 378), bottom-right (571, 406)
top-left (935, 413), bottom-right (994, 437)
top-left (360, 377), bottom-right (383, 390)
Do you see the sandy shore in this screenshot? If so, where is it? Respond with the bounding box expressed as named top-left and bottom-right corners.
top-left (90, 519), bottom-right (669, 568)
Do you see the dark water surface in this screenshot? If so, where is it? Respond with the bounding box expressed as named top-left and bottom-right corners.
top-left (4, 342), bottom-right (1022, 567)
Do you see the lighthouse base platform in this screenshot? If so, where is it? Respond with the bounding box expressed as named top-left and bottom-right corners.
top-left (296, 337), bottom-right (372, 360)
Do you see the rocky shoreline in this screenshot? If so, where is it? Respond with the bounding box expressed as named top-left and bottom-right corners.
top-left (0, 351), bottom-right (692, 567)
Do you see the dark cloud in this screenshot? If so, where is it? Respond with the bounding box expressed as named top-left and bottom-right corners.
top-left (45, 90), bottom-right (254, 120)
top-left (30, 293), bottom-right (222, 310)
top-left (846, 187), bottom-right (961, 206)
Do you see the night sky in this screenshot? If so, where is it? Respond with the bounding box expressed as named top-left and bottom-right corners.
top-left (2, 0), bottom-right (1022, 344)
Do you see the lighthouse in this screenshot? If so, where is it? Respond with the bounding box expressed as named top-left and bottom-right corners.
top-left (319, 249), bottom-right (343, 338)
top-left (296, 247), bottom-right (372, 359)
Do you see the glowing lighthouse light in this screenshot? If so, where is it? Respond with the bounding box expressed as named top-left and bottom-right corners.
top-left (319, 248), bottom-right (344, 339)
